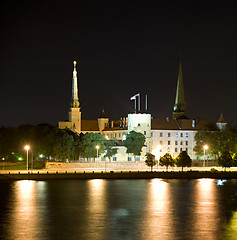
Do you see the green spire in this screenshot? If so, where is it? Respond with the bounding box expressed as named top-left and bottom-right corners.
top-left (173, 59), bottom-right (186, 118)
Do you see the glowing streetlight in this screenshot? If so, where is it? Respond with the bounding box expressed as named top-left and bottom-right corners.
top-left (2, 158), bottom-right (5, 171)
top-left (96, 145), bottom-right (100, 169)
top-left (24, 145), bottom-right (30, 171)
top-left (203, 145), bottom-right (208, 167)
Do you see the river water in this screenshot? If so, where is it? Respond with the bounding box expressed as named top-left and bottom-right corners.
top-left (0, 179), bottom-right (237, 240)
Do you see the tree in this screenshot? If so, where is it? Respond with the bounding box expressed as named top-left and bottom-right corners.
top-left (218, 150), bottom-right (233, 171)
top-left (124, 131), bottom-right (145, 160)
top-left (104, 139), bottom-right (118, 162)
top-left (159, 153), bottom-right (174, 172)
top-left (194, 124), bottom-right (237, 159)
top-left (80, 132), bottom-right (106, 160)
top-left (145, 153), bottom-right (157, 172)
top-left (232, 153), bottom-right (237, 167)
top-left (175, 151), bottom-right (192, 171)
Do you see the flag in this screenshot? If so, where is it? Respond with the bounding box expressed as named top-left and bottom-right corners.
top-left (130, 93), bottom-right (140, 100)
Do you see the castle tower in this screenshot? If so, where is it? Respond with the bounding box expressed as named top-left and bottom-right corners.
top-left (128, 113), bottom-right (152, 153)
top-left (173, 59), bottom-right (186, 119)
top-left (98, 109), bottom-right (109, 132)
top-left (216, 113), bottom-right (227, 130)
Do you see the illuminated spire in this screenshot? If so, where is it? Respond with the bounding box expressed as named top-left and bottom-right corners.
top-left (173, 58), bottom-right (186, 118)
top-left (71, 61), bottom-right (80, 108)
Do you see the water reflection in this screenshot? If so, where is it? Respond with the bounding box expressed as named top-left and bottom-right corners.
top-left (5, 180), bottom-right (42, 240)
top-left (87, 179), bottom-right (108, 238)
top-left (141, 179), bottom-right (172, 240)
top-left (193, 179), bottom-right (220, 239)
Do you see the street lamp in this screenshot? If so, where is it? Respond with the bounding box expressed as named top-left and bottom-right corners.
top-left (157, 145), bottom-right (162, 170)
top-left (203, 145), bottom-right (208, 168)
top-left (24, 145), bottom-right (30, 171)
top-left (96, 145), bottom-right (100, 169)
top-left (2, 158), bottom-right (5, 171)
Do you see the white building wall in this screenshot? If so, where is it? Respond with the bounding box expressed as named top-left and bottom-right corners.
top-left (151, 129), bottom-right (197, 159)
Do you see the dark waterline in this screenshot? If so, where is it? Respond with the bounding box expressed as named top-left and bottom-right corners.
top-left (0, 179), bottom-right (236, 240)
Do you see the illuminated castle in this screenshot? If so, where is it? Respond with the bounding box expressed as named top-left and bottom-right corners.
top-left (58, 61), bottom-right (225, 162)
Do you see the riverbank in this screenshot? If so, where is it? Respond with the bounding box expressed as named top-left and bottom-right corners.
top-left (0, 170), bottom-right (237, 180)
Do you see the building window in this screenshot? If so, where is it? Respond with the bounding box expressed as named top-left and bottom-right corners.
top-left (138, 123), bottom-right (141, 127)
top-left (180, 141), bottom-right (183, 145)
top-left (186, 148), bottom-right (188, 153)
top-left (175, 133), bottom-right (178, 137)
top-left (160, 132), bottom-right (163, 137)
top-left (175, 141), bottom-right (178, 145)
top-left (144, 131), bottom-right (146, 135)
top-left (128, 156), bottom-right (132, 162)
top-left (160, 141), bottom-right (162, 145)
top-left (180, 148), bottom-right (182, 152)
top-left (168, 140), bottom-right (171, 145)
top-left (175, 148), bottom-right (178, 152)
top-left (87, 157), bottom-right (92, 162)
top-left (119, 133), bottom-right (121, 138)
top-left (114, 133), bottom-right (117, 138)
top-left (186, 141), bottom-right (188, 145)
top-left (180, 133), bottom-right (183, 137)
top-left (168, 133), bottom-right (171, 137)
top-left (185, 133), bottom-right (189, 138)
top-left (151, 132), bottom-right (153, 137)
top-left (112, 157), bottom-right (117, 161)
top-left (135, 156), bottom-right (140, 161)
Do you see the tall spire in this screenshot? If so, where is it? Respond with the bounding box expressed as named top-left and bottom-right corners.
top-left (173, 58), bottom-right (186, 119)
top-left (71, 61), bottom-right (80, 108)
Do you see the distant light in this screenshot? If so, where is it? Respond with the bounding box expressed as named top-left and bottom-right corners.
top-left (216, 179), bottom-right (227, 186)
top-left (96, 145), bottom-right (100, 150)
top-left (39, 154), bottom-right (44, 158)
top-left (18, 157), bottom-right (23, 161)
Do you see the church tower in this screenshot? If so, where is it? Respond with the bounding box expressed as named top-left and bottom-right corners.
top-left (173, 58), bottom-right (186, 119)
top-left (69, 61), bottom-right (81, 133)
top-left (58, 61), bottom-right (81, 133)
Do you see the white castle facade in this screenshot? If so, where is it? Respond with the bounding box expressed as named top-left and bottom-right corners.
top-left (58, 61), bottom-right (226, 162)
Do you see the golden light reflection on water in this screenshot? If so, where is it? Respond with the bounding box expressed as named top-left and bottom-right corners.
top-left (141, 179), bottom-right (173, 240)
top-left (87, 179), bottom-right (107, 237)
top-left (223, 211), bottom-right (237, 239)
top-left (193, 179), bottom-right (220, 239)
top-left (6, 180), bottom-right (40, 240)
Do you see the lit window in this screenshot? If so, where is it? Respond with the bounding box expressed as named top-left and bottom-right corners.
top-left (180, 141), bottom-right (183, 145)
top-left (175, 133), bottom-right (178, 137)
top-left (185, 133), bottom-right (189, 137)
top-left (160, 141), bottom-right (162, 145)
top-left (168, 133), bottom-right (171, 137)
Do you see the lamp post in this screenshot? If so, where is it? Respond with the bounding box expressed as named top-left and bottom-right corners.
top-left (157, 145), bottom-right (162, 170)
top-left (24, 145), bottom-right (30, 171)
top-left (2, 158), bottom-right (5, 171)
top-left (96, 145), bottom-right (100, 169)
top-left (203, 145), bottom-right (208, 168)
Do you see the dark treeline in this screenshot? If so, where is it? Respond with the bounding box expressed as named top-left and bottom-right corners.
top-left (0, 124), bottom-right (76, 162)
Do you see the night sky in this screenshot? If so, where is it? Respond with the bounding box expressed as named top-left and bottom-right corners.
top-left (1, 1), bottom-right (237, 127)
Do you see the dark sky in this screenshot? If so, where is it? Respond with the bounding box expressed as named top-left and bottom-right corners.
top-left (1, 0), bottom-right (237, 127)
